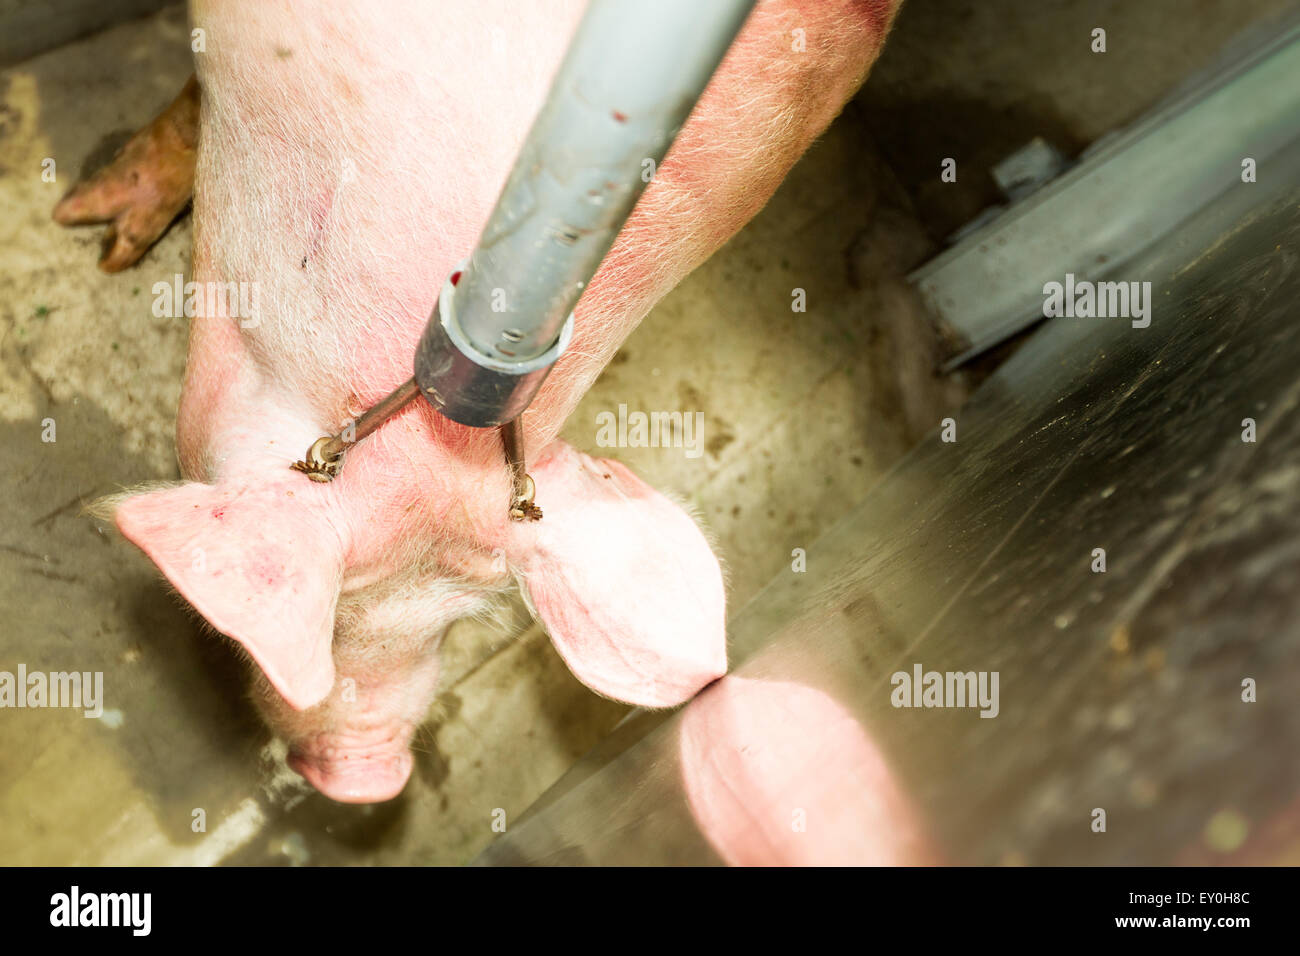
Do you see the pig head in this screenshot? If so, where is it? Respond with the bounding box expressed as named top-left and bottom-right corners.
top-left (112, 425), bottom-right (726, 802)
top-left (86, 0), bottom-right (897, 803)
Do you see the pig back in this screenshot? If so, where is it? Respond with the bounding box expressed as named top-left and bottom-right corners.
top-left (187, 0), bottom-right (587, 422)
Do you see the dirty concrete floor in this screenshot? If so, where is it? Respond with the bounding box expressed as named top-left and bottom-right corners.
top-left (0, 0), bottom-right (1290, 865)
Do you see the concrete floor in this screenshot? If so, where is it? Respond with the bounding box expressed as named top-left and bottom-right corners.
top-left (1, 0), bottom-right (1292, 865)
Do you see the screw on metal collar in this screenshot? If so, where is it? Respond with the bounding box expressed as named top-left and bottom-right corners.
top-left (290, 436), bottom-right (344, 482)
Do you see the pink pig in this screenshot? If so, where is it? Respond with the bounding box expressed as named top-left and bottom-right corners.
top-left (680, 677), bottom-right (939, 865)
top-left (72, 0), bottom-right (898, 802)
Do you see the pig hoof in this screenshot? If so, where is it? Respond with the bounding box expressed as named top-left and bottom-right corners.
top-left (52, 76), bottom-right (199, 273)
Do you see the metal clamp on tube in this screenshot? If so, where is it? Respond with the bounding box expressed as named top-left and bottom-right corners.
top-left (414, 0), bottom-right (758, 428)
top-left (295, 0), bottom-right (757, 509)
top-left (415, 263), bottom-right (575, 428)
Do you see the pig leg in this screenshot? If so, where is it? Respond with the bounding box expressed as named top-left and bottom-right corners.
top-left (53, 74), bottom-right (199, 272)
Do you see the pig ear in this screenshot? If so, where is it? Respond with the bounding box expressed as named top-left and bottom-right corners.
top-left (508, 445), bottom-right (727, 708)
top-left (112, 481), bottom-right (343, 710)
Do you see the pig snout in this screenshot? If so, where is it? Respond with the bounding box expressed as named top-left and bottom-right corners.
top-left (255, 588), bottom-right (459, 804)
top-left (288, 726), bottom-right (415, 804)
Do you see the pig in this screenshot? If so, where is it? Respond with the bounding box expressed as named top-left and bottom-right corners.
top-left (61, 0), bottom-right (900, 803)
top-left (680, 677), bottom-right (938, 865)
top-left (53, 75), bottom-right (199, 272)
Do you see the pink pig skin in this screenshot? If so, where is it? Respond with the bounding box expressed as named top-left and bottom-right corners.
top-left (680, 677), bottom-right (939, 866)
top-left (112, 0), bottom-right (899, 803)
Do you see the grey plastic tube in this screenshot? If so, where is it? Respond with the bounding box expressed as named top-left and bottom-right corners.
top-left (415, 0), bottom-right (758, 427)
